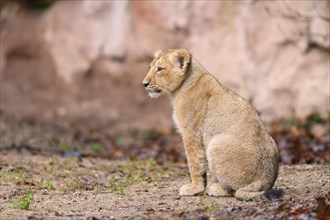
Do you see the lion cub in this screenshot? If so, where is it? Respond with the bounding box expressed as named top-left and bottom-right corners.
top-left (142, 49), bottom-right (279, 201)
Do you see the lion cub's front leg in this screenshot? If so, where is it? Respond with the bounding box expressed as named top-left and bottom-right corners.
top-left (180, 134), bottom-right (207, 196)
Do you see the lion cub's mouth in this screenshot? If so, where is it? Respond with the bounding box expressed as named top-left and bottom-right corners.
top-left (147, 88), bottom-right (162, 98)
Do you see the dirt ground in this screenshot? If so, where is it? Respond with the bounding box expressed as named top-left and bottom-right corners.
top-left (0, 110), bottom-right (329, 220)
top-left (0, 151), bottom-right (329, 220)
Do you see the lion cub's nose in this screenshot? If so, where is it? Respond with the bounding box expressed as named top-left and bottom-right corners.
top-left (143, 82), bottom-right (149, 88)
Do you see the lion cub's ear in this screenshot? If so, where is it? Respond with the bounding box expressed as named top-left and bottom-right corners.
top-left (154, 50), bottom-right (163, 58)
top-left (169, 49), bottom-right (191, 73)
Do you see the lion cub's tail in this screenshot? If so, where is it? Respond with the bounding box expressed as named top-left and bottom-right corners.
top-left (235, 188), bottom-right (284, 201)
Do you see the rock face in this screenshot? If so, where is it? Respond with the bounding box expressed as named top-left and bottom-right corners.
top-left (0, 0), bottom-right (329, 130)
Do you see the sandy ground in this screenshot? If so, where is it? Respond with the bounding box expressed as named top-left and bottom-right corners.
top-left (0, 151), bottom-right (329, 220)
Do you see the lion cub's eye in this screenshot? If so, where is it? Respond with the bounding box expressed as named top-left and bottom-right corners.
top-left (156, 67), bottom-right (165, 73)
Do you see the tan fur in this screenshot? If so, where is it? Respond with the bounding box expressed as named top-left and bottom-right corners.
top-left (142, 49), bottom-right (279, 201)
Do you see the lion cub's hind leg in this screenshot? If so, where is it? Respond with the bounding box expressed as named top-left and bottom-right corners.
top-left (206, 134), bottom-right (236, 197)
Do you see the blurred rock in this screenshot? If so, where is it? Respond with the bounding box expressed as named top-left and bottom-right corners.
top-left (310, 0), bottom-right (330, 49)
top-left (0, 0), bottom-right (329, 130)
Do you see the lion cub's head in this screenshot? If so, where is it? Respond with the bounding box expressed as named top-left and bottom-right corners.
top-left (142, 49), bottom-right (191, 98)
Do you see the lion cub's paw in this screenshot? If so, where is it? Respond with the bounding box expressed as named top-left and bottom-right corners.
top-left (179, 183), bottom-right (205, 196)
top-left (206, 183), bottom-right (232, 197)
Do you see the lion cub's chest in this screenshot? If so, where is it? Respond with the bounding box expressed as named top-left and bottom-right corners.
top-left (172, 94), bottom-right (208, 136)
top-left (172, 112), bottom-right (182, 133)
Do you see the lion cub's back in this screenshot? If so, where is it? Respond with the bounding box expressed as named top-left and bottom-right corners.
top-left (202, 75), bottom-right (265, 143)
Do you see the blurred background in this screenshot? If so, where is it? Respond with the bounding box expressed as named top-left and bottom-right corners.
top-left (0, 0), bottom-right (329, 163)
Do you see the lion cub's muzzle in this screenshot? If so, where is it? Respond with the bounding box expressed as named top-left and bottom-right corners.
top-left (142, 80), bottom-right (162, 98)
